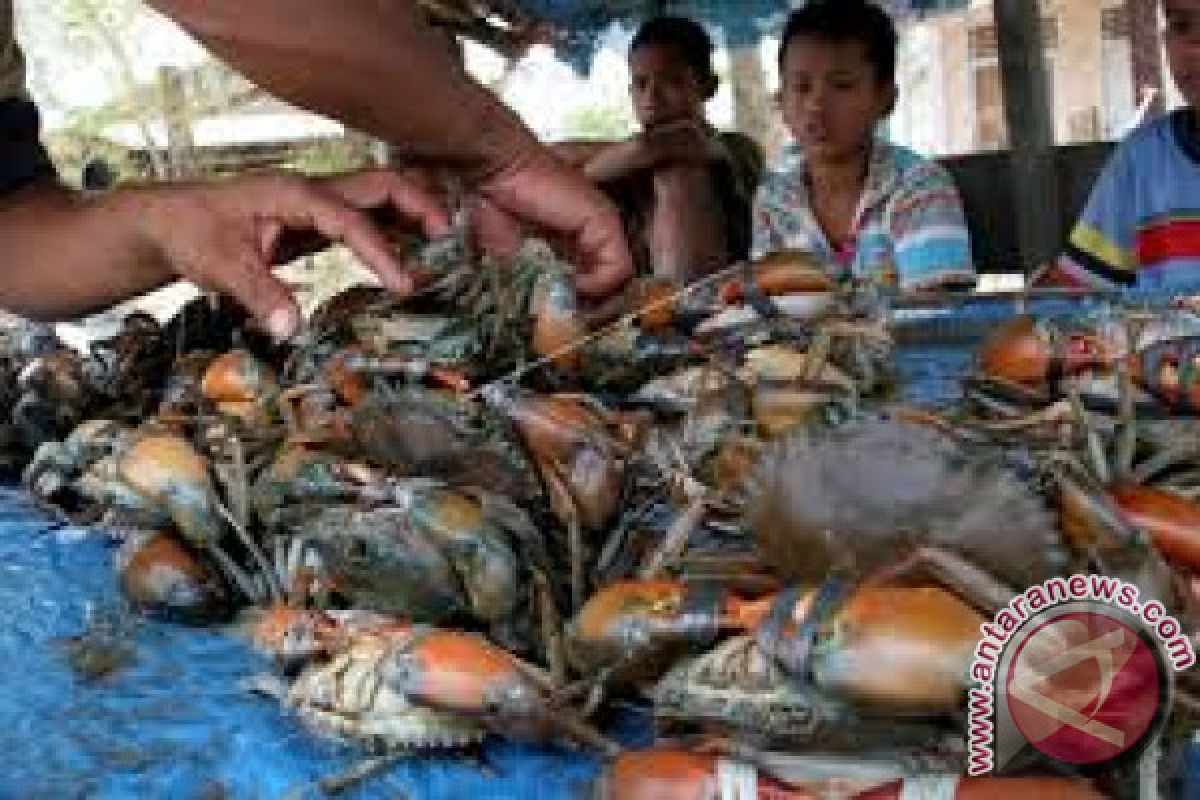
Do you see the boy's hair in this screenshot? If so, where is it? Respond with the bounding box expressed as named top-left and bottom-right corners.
top-left (779, 0), bottom-right (897, 85)
top-left (631, 16), bottom-right (718, 96)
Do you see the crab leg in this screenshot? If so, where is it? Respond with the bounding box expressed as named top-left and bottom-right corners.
top-left (861, 546), bottom-right (1017, 618)
top-left (1063, 386), bottom-right (1111, 486)
top-left (533, 569), bottom-right (567, 687)
top-left (639, 497), bottom-right (708, 579)
top-left (317, 752), bottom-right (405, 796)
top-left (215, 501), bottom-right (283, 603)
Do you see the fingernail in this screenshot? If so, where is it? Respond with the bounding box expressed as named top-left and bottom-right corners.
top-left (267, 307), bottom-right (297, 341)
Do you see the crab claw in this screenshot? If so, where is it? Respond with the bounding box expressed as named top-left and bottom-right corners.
top-left (382, 627), bottom-right (619, 756)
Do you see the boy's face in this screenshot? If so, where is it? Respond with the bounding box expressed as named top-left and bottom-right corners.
top-left (629, 43), bottom-right (709, 130)
top-left (779, 37), bottom-right (896, 164)
top-left (1165, 0), bottom-right (1200, 108)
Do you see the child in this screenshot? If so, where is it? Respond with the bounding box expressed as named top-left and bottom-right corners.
top-left (557, 16), bottom-right (764, 286)
top-left (1044, 0), bottom-right (1200, 291)
top-left (753, 0), bottom-right (976, 294)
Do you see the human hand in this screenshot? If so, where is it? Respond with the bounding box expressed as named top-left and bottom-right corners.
top-left (139, 169), bottom-right (449, 338)
top-left (471, 151), bottom-right (634, 299)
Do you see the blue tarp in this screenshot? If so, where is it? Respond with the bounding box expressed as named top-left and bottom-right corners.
top-left (0, 493), bottom-right (622, 799)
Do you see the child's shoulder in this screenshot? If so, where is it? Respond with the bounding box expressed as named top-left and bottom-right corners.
top-left (1108, 109), bottom-right (1194, 168)
top-left (882, 141), bottom-right (955, 189)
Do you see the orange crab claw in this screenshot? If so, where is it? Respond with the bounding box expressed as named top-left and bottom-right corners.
top-left (201, 350), bottom-right (277, 405)
top-left (596, 749), bottom-right (808, 800)
top-left (1111, 483), bottom-right (1200, 572)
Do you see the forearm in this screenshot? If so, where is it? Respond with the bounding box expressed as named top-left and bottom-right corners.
top-left (584, 132), bottom-right (721, 184)
top-left (583, 140), bottom-right (651, 183)
top-left (0, 186), bottom-right (170, 320)
top-left (551, 141), bottom-right (612, 169)
top-left (150, 0), bottom-right (540, 180)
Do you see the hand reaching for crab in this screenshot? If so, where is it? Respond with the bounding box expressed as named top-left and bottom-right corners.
top-left (466, 151), bottom-right (635, 300)
top-left (143, 169), bottom-right (451, 339)
top-left (0, 168), bottom-right (450, 339)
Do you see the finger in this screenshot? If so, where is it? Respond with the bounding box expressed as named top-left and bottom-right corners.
top-left (326, 169), bottom-right (451, 237)
top-left (202, 246), bottom-right (301, 340)
top-left (271, 177), bottom-right (416, 296)
top-left (466, 194), bottom-right (523, 260)
top-left (480, 159), bottom-right (634, 300)
top-left (570, 203), bottom-right (634, 299)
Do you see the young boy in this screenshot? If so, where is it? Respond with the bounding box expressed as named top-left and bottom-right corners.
top-left (1045, 0), bottom-right (1200, 291)
top-left (753, 0), bottom-right (976, 294)
top-left (557, 17), bottom-right (764, 285)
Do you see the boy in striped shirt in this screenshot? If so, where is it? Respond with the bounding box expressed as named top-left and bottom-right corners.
top-left (1047, 0), bottom-right (1200, 291)
top-left (752, 0), bottom-right (976, 294)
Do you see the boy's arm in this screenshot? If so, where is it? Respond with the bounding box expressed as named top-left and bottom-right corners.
top-left (889, 161), bottom-right (978, 293)
top-left (581, 123), bottom-right (728, 184)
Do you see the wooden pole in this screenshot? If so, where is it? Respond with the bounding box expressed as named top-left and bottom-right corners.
top-left (993, 0), bottom-right (1060, 272)
top-left (159, 66), bottom-right (196, 180)
top-left (729, 45), bottom-right (784, 160)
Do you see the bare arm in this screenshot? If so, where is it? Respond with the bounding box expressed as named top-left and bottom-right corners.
top-left (0, 184), bottom-right (171, 321)
top-left (149, 0), bottom-right (531, 175)
top-left (148, 0), bottom-right (634, 297)
top-left (578, 123), bottom-right (729, 184)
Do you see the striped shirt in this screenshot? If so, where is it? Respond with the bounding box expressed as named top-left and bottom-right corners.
top-left (751, 139), bottom-right (976, 291)
top-left (1057, 109), bottom-right (1200, 291)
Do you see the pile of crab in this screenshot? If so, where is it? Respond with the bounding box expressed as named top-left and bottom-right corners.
top-left (7, 224), bottom-right (1200, 798)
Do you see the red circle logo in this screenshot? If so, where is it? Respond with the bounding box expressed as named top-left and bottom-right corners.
top-left (1005, 611), bottom-right (1162, 765)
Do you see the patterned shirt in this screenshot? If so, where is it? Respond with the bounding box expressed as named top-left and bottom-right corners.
top-left (751, 139), bottom-right (976, 291)
top-left (1055, 109), bottom-right (1200, 291)
top-left (0, 0), bottom-right (53, 195)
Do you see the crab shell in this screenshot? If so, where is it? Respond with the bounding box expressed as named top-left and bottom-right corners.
top-left (201, 350), bottom-right (277, 404)
top-left (811, 587), bottom-right (983, 712)
top-left (200, 350), bottom-right (278, 423)
top-left (117, 433), bottom-right (223, 549)
top-left (117, 530), bottom-right (227, 623)
top-left (719, 249), bottom-right (834, 305)
top-left (297, 504), bottom-right (466, 621)
top-left (404, 487), bottom-right (525, 625)
top-left (246, 606), bottom-right (409, 670)
top-left (567, 579), bottom-right (776, 684)
top-left (500, 392), bottom-right (624, 533)
top-left (977, 317), bottom-right (1116, 386)
top-left (285, 633), bottom-right (486, 750)
top-left (598, 753), bottom-right (1104, 800)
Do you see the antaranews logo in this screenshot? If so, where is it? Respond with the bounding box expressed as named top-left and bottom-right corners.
top-left (967, 574), bottom-right (1195, 776)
